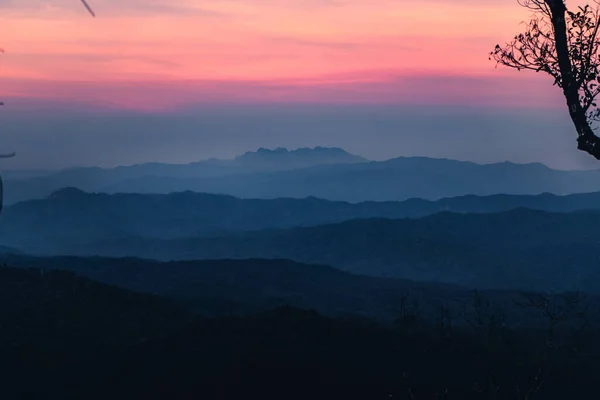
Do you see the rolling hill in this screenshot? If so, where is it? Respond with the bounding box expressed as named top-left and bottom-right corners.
top-left (5, 152), bottom-right (600, 204)
top-left (3, 188), bottom-right (600, 244)
top-left (1, 259), bottom-right (596, 400)
top-left (1, 255), bottom-right (596, 329)
top-left (0, 255), bottom-right (466, 321)
top-left (4, 208), bottom-right (600, 292)
top-left (0, 264), bottom-right (187, 391)
top-left (1, 146), bottom-right (367, 204)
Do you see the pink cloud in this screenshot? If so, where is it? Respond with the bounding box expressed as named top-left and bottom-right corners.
top-left (0, 0), bottom-right (575, 112)
top-left (0, 71), bottom-right (565, 113)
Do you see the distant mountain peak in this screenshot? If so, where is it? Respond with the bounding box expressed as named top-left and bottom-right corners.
top-left (241, 146), bottom-right (361, 156)
top-left (255, 147), bottom-right (289, 154)
top-left (234, 147), bottom-right (367, 167)
top-left (48, 187), bottom-right (89, 200)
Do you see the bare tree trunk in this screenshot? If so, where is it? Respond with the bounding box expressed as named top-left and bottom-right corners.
top-left (547, 0), bottom-right (600, 159)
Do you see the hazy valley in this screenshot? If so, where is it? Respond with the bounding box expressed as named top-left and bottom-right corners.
top-left (6, 147), bottom-right (600, 204)
top-left (3, 146), bottom-right (600, 399)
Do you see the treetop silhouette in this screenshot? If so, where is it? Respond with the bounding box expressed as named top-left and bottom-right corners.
top-left (491, 0), bottom-right (600, 160)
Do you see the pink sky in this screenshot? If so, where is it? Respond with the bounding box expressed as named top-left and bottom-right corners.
top-left (0, 0), bottom-right (587, 111)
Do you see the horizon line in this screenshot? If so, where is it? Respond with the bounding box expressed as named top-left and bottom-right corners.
top-left (3, 146), bottom-right (597, 173)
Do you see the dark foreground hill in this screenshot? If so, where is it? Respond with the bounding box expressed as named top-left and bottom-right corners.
top-left (9, 208), bottom-right (600, 292)
top-left (0, 267), bottom-right (600, 400)
top-left (5, 188), bottom-right (600, 242)
top-left (0, 265), bottom-right (187, 397)
top-left (1, 255), bottom-right (461, 320)
top-left (62, 307), bottom-right (599, 400)
top-left (2, 255), bottom-right (599, 329)
top-left (1, 262), bottom-right (599, 399)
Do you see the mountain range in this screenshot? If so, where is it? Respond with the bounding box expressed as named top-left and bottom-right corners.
top-left (4, 146), bottom-right (600, 398)
top-left (5, 147), bottom-right (600, 204)
top-left (2, 146), bottom-right (366, 204)
top-left (4, 188), bottom-right (600, 244)
top-left (64, 209), bottom-right (600, 292)
top-left (2, 147), bottom-right (600, 298)
top-left (3, 197), bottom-right (600, 292)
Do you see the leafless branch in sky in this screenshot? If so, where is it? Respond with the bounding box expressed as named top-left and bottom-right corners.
top-left (80, 0), bottom-right (95, 17)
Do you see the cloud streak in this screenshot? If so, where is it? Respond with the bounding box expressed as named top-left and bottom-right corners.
top-left (0, 0), bottom-right (571, 110)
top-left (0, 71), bottom-right (564, 113)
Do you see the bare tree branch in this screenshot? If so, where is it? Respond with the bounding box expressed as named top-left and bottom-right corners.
top-left (491, 0), bottom-right (600, 160)
top-left (80, 0), bottom-right (95, 17)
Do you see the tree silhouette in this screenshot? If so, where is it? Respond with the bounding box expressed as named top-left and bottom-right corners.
top-left (491, 0), bottom-right (600, 160)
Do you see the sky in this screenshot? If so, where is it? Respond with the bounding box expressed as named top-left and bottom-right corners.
top-left (0, 0), bottom-right (598, 170)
